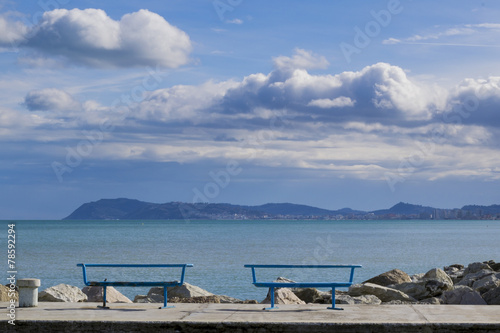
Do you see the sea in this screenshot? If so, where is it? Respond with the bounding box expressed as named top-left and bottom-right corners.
top-left (2, 219), bottom-right (499, 301)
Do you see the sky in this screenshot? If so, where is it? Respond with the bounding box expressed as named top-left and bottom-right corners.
top-left (1, 0), bottom-right (500, 219)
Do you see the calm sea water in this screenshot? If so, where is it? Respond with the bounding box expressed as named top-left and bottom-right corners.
top-left (2, 219), bottom-right (499, 301)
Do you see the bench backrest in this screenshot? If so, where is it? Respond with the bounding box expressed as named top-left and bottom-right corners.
top-left (244, 264), bottom-right (362, 284)
top-left (76, 263), bottom-right (194, 286)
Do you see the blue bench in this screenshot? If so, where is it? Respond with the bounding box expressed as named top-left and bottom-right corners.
top-left (77, 263), bottom-right (193, 309)
top-left (244, 264), bottom-right (362, 310)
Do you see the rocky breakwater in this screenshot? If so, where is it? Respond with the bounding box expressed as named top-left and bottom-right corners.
top-left (346, 260), bottom-right (500, 306)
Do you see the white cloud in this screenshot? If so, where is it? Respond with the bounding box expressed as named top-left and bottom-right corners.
top-left (18, 8), bottom-right (192, 68)
top-left (384, 23), bottom-right (500, 46)
top-left (24, 88), bottom-right (80, 112)
top-left (7, 49), bottom-right (500, 183)
top-left (273, 48), bottom-right (329, 71)
top-left (226, 18), bottom-right (243, 24)
top-left (0, 12), bottom-right (29, 46)
top-left (308, 97), bottom-right (355, 108)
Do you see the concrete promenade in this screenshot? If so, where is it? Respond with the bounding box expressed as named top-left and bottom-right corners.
top-left (2, 302), bottom-right (500, 332)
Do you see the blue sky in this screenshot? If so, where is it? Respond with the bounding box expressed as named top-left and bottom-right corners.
top-left (1, 0), bottom-right (500, 219)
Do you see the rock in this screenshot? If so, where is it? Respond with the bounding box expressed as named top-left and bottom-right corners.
top-left (472, 273), bottom-right (500, 294)
top-left (292, 288), bottom-right (323, 303)
top-left (352, 294), bottom-right (382, 305)
top-left (261, 288), bottom-right (305, 305)
top-left (348, 283), bottom-right (416, 303)
top-left (363, 269), bottom-right (412, 287)
top-left (169, 295), bottom-right (221, 303)
top-left (390, 268), bottom-right (453, 300)
top-left (482, 286), bottom-right (500, 305)
top-left (217, 295), bottom-right (243, 303)
top-left (464, 262), bottom-right (492, 275)
top-left (490, 263), bottom-right (500, 272)
top-left (382, 300), bottom-right (416, 305)
top-left (457, 269), bottom-right (495, 287)
top-left (38, 284), bottom-right (87, 302)
top-left (144, 283), bottom-right (214, 303)
top-left (390, 282), bottom-right (429, 300)
top-left (166, 283), bottom-right (214, 298)
top-left (82, 286), bottom-right (132, 303)
top-left (444, 266), bottom-right (465, 284)
top-left (0, 284), bottom-right (17, 302)
top-left (410, 273), bottom-right (425, 283)
top-left (424, 268), bottom-right (454, 288)
top-left (275, 277), bottom-right (295, 284)
top-left (418, 297), bottom-right (441, 305)
top-left (335, 294), bottom-right (381, 305)
top-left (440, 286), bottom-right (487, 305)
top-left (133, 295), bottom-right (149, 303)
top-left (241, 299), bottom-right (259, 304)
top-left (445, 264), bottom-right (464, 270)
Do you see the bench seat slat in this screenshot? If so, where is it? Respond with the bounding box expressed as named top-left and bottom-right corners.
top-left (88, 281), bottom-right (180, 287)
top-left (254, 282), bottom-right (353, 288)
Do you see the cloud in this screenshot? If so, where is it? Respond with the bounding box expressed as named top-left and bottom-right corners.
top-left (24, 88), bottom-right (80, 112)
top-left (219, 61), bottom-right (446, 122)
top-left (13, 8), bottom-right (192, 68)
top-left (226, 18), bottom-right (243, 24)
top-left (273, 48), bottom-right (329, 71)
top-left (383, 23), bottom-right (500, 47)
top-left (8, 50), bottom-right (500, 184)
top-left (0, 12), bottom-right (29, 46)
top-left (307, 97), bottom-right (356, 108)
top-left (442, 76), bottom-right (500, 126)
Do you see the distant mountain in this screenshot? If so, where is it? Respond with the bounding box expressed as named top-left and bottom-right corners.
top-left (64, 199), bottom-right (268, 220)
top-left (372, 202), bottom-right (434, 216)
top-left (460, 204), bottom-right (500, 216)
top-left (64, 198), bottom-right (151, 220)
top-left (250, 203), bottom-right (365, 216)
top-left (63, 199), bottom-right (360, 220)
top-left (63, 198), bottom-right (500, 220)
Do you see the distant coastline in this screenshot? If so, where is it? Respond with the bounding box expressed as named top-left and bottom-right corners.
top-left (63, 198), bottom-right (500, 221)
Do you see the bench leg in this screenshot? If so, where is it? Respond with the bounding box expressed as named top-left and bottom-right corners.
top-left (97, 286), bottom-right (110, 309)
top-left (160, 286), bottom-right (175, 309)
top-left (327, 287), bottom-right (343, 310)
top-left (264, 287), bottom-right (278, 310)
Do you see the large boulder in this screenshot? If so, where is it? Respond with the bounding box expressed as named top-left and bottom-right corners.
top-left (38, 284), bottom-right (87, 302)
top-left (440, 286), bottom-right (487, 305)
top-left (349, 283), bottom-right (416, 303)
top-left (489, 262), bottom-right (500, 272)
top-left (82, 286), bottom-right (132, 303)
top-left (217, 295), bottom-right (243, 303)
top-left (390, 268), bottom-right (453, 300)
top-left (457, 269), bottom-right (495, 287)
top-left (167, 283), bottom-right (214, 298)
top-left (363, 269), bottom-right (411, 287)
top-left (422, 268), bottom-right (454, 296)
top-left (145, 282), bottom-right (214, 303)
top-left (261, 288), bottom-right (305, 305)
top-left (0, 284), bottom-right (17, 302)
top-left (169, 295), bottom-right (221, 303)
top-left (390, 282), bottom-right (428, 300)
top-left (464, 262), bottom-right (493, 275)
top-left (472, 273), bottom-right (500, 294)
top-left (424, 268), bottom-right (453, 287)
top-left (336, 294), bottom-right (382, 305)
top-left (443, 265), bottom-right (465, 284)
top-left (292, 288), bottom-right (323, 303)
top-left (482, 286), bottom-right (500, 305)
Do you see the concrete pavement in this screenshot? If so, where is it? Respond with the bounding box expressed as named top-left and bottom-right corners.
top-left (2, 301), bottom-right (500, 332)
